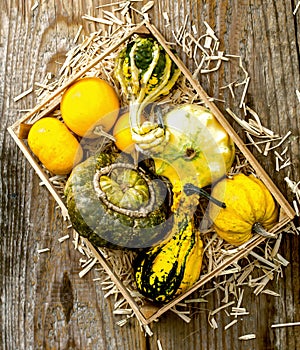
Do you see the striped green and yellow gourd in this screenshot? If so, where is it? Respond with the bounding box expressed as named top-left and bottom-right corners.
top-left (134, 194), bottom-right (203, 303)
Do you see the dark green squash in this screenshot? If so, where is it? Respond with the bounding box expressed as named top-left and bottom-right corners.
top-left (134, 194), bottom-right (203, 303)
top-left (64, 148), bottom-right (173, 249)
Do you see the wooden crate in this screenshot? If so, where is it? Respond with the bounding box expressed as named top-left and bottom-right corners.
top-left (8, 21), bottom-right (295, 326)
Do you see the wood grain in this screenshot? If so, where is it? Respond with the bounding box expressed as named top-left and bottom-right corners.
top-left (1, 1), bottom-right (299, 349)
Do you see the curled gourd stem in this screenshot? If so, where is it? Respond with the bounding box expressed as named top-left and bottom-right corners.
top-left (93, 162), bottom-right (156, 218)
top-left (252, 222), bottom-right (276, 238)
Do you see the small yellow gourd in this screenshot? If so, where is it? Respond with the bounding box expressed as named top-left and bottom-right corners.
top-left (60, 77), bottom-right (120, 138)
top-left (28, 117), bottom-right (83, 175)
top-left (208, 173), bottom-right (278, 246)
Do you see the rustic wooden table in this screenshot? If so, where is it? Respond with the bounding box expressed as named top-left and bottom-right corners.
top-left (1, 1), bottom-right (300, 349)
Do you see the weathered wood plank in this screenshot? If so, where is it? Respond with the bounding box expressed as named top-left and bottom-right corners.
top-left (0, 1), bottom-right (299, 350)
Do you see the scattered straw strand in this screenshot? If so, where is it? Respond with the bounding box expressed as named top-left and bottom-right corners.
top-left (238, 334), bottom-right (256, 340)
top-left (271, 322), bottom-right (300, 328)
top-left (14, 87), bottom-right (33, 102)
top-left (293, 1), bottom-right (300, 15)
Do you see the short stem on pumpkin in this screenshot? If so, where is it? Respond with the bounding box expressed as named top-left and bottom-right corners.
top-left (252, 222), bottom-right (276, 238)
top-left (183, 183), bottom-right (226, 208)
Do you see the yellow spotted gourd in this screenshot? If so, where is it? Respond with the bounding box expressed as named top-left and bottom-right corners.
top-left (209, 173), bottom-right (278, 246)
top-left (134, 194), bottom-right (203, 303)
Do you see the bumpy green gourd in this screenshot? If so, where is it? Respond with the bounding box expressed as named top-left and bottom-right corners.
top-left (134, 194), bottom-right (203, 303)
top-left (64, 147), bottom-right (173, 249)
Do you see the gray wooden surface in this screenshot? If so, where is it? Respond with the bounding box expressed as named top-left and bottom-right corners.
top-left (1, 1), bottom-right (299, 349)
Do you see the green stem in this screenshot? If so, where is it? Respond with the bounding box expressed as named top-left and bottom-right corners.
top-left (183, 183), bottom-right (226, 208)
top-left (252, 222), bottom-right (276, 238)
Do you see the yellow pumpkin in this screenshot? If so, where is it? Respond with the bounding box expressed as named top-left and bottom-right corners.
top-left (28, 117), bottom-right (83, 175)
top-left (208, 173), bottom-right (278, 246)
top-left (60, 77), bottom-right (120, 138)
